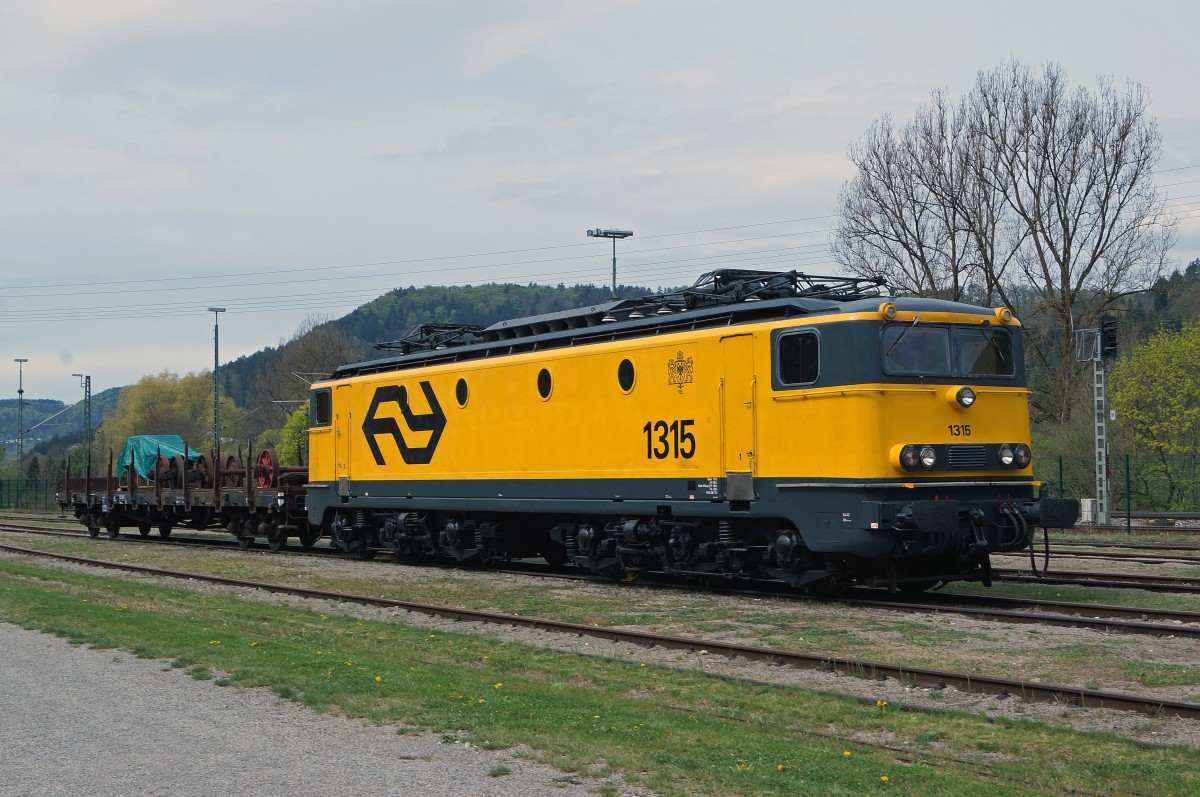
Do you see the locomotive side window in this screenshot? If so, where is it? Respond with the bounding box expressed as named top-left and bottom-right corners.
top-left (956, 327), bottom-right (1014, 376)
top-left (310, 389), bottom-right (332, 427)
top-left (778, 331), bottom-right (819, 385)
top-left (882, 324), bottom-right (951, 375)
top-left (618, 358), bottom-right (635, 392)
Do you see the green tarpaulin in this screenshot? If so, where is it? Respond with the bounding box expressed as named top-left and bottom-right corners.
top-left (115, 435), bottom-right (201, 480)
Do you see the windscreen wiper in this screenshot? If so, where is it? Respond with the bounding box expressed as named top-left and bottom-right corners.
top-left (885, 316), bottom-right (921, 357)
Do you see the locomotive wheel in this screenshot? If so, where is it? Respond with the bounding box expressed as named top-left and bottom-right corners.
top-left (539, 541), bottom-right (569, 567)
top-left (139, 525), bottom-right (151, 537)
top-left (299, 523), bottom-right (322, 549)
top-left (159, 526), bottom-right (173, 538)
top-left (256, 448), bottom-right (280, 489)
top-left (223, 455), bottom-right (243, 488)
top-left (804, 575), bottom-right (849, 598)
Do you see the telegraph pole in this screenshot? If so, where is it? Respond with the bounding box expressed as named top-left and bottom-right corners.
top-left (208, 307), bottom-right (226, 457)
top-left (14, 358), bottom-right (28, 509)
top-left (71, 373), bottom-right (92, 483)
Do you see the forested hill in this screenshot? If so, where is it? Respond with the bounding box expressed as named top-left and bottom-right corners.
top-left (220, 281), bottom-right (654, 409)
top-left (341, 282), bottom-right (651, 345)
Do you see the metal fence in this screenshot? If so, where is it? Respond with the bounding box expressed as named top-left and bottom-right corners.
top-left (0, 479), bottom-right (61, 512)
top-left (1036, 452), bottom-right (1200, 514)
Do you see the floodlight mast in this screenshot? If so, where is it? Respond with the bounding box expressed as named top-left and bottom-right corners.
top-left (587, 228), bottom-right (633, 299)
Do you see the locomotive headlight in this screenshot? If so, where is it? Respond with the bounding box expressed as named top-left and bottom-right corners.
top-left (900, 445), bottom-right (920, 470)
top-left (1015, 443), bottom-right (1032, 468)
top-left (879, 302), bottom-right (897, 319)
top-left (919, 445), bottom-right (936, 469)
top-left (956, 387), bottom-right (976, 408)
top-left (998, 445), bottom-right (1015, 467)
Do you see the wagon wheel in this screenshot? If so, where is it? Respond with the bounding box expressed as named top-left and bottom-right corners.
top-left (155, 455), bottom-right (171, 483)
top-left (196, 453), bottom-right (215, 489)
top-left (87, 525), bottom-right (100, 539)
top-left (268, 529), bottom-right (288, 552)
top-left (158, 525), bottom-right (173, 539)
top-left (139, 525), bottom-right (151, 537)
top-left (168, 455), bottom-right (187, 489)
top-left (223, 455), bottom-right (244, 488)
top-left (256, 448), bottom-right (280, 489)
top-left (105, 516), bottom-right (121, 539)
top-left (236, 535), bottom-right (254, 549)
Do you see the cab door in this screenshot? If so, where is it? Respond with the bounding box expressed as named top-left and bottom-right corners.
top-left (334, 384), bottom-right (353, 495)
top-left (720, 334), bottom-right (756, 501)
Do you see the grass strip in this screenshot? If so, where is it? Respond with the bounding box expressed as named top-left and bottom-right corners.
top-left (2, 558), bottom-right (1197, 796)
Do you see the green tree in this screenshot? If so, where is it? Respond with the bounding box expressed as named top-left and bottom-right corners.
top-left (25, 455), bottom-right (40, 480)
top-left (277, 402), bottom-right (309, 467)
top-left (1109, 321), bottom-right (1200, 509)
top-left (94, 370), bottom-right (241, 460)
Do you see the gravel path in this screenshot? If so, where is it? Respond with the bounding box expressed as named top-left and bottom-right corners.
top-left (0, 623), bottom-right (650, 797)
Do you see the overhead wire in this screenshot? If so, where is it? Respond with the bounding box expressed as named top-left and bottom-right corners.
top-left (6, 161), bottom-right (1198, 319)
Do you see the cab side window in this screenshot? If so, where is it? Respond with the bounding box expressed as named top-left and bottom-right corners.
top-left (778, 331), bottom-right (819, 385)
top-left (310, 389), bottom-right (332, 427)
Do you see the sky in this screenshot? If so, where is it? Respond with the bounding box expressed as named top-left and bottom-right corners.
top-left (3, 0), bottom-right (1198, 405)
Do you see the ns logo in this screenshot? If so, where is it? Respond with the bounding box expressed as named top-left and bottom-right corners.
top-left (361, 382), bottom-right (446, 466)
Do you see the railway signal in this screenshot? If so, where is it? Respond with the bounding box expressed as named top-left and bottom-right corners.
top-left (1099, 315), bottom-right (1119, 359)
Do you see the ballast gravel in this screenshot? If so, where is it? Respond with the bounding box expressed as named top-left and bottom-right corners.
top-left (0, 623), bottom-right (650, 797)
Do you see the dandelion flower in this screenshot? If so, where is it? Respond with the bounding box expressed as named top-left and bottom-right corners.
top-left (250, 642), bottom-right (259, 647)
top-left (881, 776), bottom-right (889, 783)
top-left (594, 715), bottom-right (601, 719)
top-left (843, 751), bottom-right (851, 757)
top-left (494, 683), bottom-right (502, 689)
top-left (776, 763), bottom-right (784, 771)
top-left (375, 676), bottom-right (382, 682)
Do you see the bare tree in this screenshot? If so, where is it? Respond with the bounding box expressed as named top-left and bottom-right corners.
top-left (834, 91), bottom-right (990, 301)
top-left (834, 60), bottom-right (1176, 423)
top-left (249, 315), bottom-right (361, 430)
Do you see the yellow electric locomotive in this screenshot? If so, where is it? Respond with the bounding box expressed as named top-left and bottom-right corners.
top-left (305, 270), bottom-right (1077, 592)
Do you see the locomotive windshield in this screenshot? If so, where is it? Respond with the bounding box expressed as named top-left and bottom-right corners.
top-left (883, 322), bottom-right (1013, 377)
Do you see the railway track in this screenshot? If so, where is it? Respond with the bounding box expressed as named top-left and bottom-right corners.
top-left (1035, 549), bottom-right (1200, 565)
top-left (1052, 539), bottom-right (1200, 552)
top-left (6, 522), bottom-right (1200, 639)
top-left (2, 540), bottom-right (1198, 722)
top-left (995, 568), bottom-right (1200, 594)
